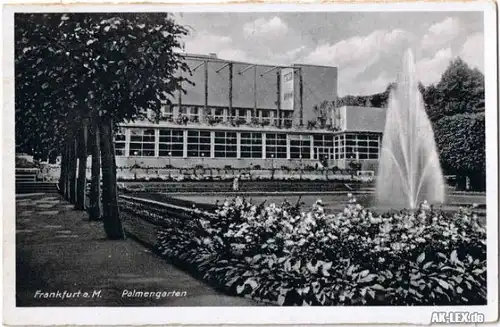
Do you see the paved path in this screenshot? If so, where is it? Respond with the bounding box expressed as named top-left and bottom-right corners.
top-left (16, 193), bottom-right (259, 306)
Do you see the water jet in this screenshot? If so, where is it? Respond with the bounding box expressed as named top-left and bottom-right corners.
top-left (376, 49), bottom-right (446, 209)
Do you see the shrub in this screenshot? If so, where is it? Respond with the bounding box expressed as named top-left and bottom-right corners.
top-left (144, 195), bottom-right (487, 306)
top-left (250, 117), bottom-right (260, 125)
top-left (304, 165), bottom-right (316, 171)
top-left (16, 156), bottom-right (38, 168)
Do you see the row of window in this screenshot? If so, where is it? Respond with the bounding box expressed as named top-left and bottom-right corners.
top-left (160, 105), bottom-right (293, 121)
top-left (115, 128), bottom-right (381, 160)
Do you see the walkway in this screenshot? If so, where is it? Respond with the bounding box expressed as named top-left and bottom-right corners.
top-left (16, 193), bottom-right (259, 306)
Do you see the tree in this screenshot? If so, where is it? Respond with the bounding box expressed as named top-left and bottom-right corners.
top-left (89, 110), bottom-right (102, 221)
top-left (15, 14), bottom-right (85, 203)
top-left (425, 58), bottom-right (485, 121)
top-left (15, 13), bottom-right (190, 238)
top-left (434, 112), bottom-right (485, 191)
top-left (338, 82), bottom-right (395, 109)
top-left (75, 120), bottom-right (89, 210)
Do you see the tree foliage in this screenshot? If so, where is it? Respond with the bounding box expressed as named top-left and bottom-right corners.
top-left (425, 58), bottom-right (484, 122)
top-left (338, 83), bottom-right (395, 108)
top-left (434, 113), bottom-right (485, 190)
top-left (16, 13), bottom-right (190, 145)
top-left (15, 13), bottom-right (191, 236)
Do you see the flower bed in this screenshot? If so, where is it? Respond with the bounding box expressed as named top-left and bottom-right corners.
top-left (121, 195), bottom-right (486, 306)
top-left (117, 174), bottom-right (371, 182)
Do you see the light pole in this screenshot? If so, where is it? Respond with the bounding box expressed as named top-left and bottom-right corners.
top-left (349, 155), bottom-right (355, 180)
top-left (133, 151), bottom-right (139, 180)
top-left (168, 151), bottom-right (172, 167)
top-left (271, 154), bottom-right (275, 180)
top-left (201, 152), bottom-right (205, 167)
top-left (299, 154), bottom-right (303, 180)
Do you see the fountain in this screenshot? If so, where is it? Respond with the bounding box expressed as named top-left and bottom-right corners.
top-left (376, 49), bottom-right (445, 209)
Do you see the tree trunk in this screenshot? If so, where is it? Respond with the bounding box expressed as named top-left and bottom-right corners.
top-left (64, 143), bottom-right (71, 201)
top-left (68, 139), bottom-right (77, 204)
top-left (100, 117), bottom-right (125, 239)
top-left (89, 116), bottom-right (102, 221)
top-left (58, 146), bottom-right (67, 196)
top-left (470, 172), bottom-right (486, 191)
top-left (456, 175), bottom-right (467, 191)
top-left (75, 122), bottom-right (89, 210)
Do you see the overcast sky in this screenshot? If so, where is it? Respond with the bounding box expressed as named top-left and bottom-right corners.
top-left (173, 11), bottom-right (484, 96)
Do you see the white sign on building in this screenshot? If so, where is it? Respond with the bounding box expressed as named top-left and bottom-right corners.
top-left (280, 68), bottom-right (294, 111)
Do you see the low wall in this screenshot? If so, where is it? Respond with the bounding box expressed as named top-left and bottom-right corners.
top-left (120, 180), bottom-right (366, 193)
top-left (119, 195), bottom-right (210, 248)
top-left (115, 157), bottom-right (347, 170)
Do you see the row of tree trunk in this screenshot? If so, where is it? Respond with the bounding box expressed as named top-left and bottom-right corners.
top-left (58, 117), bottom-right (125, 240)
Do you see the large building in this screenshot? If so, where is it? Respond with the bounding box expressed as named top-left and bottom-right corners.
top-left (115, 54), bottom-right (386, 171)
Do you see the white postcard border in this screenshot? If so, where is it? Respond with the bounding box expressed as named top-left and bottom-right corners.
top-left (2, 2), bottom-right (498, 325)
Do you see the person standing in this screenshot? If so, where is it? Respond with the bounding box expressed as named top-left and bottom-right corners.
top-left (233, 175), bottom-right (239, 191)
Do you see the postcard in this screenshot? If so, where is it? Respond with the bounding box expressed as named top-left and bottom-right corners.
top-left (3, 1), bottom-right (498, 325)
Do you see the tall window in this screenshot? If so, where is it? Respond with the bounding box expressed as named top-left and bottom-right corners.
top-left (345, 134), bottom-right (357, 159)
top-left (313, 134), bottom-right (334, 160)
top-left (241, 132), bottom-right (263, 158)
top-left (290, 134), bottom-right (311, 159)
top-left (334, 135), bottom-right (344, 159)
top-left (342, 133), bottom-right (380, 160)
top-left (261, 110), bottom-right (270, 124)
top-left (187, 130), bottom-right (211, 157)
top-left (115, 129), bottom-right (126, 156)
top-left (213, 108), bottom-right (224, 120)
top-left (230, 108), bottom-right (246, 120)
top-left (283, 111), bottom-right (293, 127)
top-left (369, 135), bottom-right (381, 159)
top-left (265, 133), bottom-right (287, 158)
top-left (360, 134), bottom-right (380, 159)
top-left (160, 105), bottom-right (173, 120)
top-left (187, 106), bottom-right (199, 122)
top-left (129, 128), bottom-right (155, 156)
top-left (159, 129), bottom-right (184, 157)
top-left (215, 132), bottom-right (237, 158)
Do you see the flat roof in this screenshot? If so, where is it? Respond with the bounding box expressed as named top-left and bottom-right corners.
top-left (181, 53), bottom-right (337, 70)
top-left (340, 106), bottom-right (387, 133)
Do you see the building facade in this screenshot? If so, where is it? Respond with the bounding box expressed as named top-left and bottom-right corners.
top-left (115, 54), bottom-right (386, 171)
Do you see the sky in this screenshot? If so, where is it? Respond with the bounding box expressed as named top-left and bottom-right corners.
top-left (173, 11), bottom-right (484, 96)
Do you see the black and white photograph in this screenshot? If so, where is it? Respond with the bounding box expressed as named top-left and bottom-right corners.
top-left (2, 2), bottom-right (498, 325)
